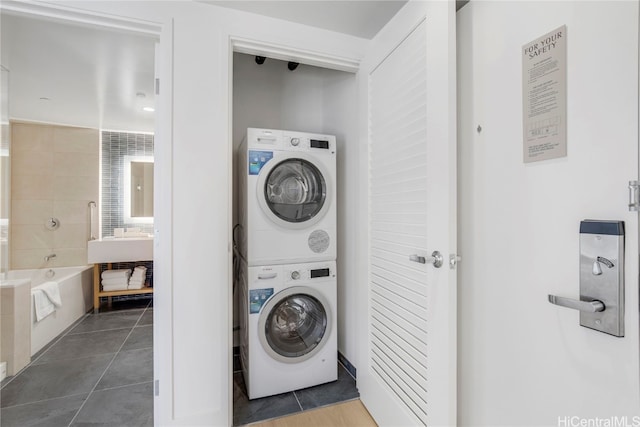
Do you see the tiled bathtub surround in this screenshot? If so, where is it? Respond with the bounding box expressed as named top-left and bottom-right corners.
top-left (10, 122), bottom-right (99, 269)
top-left (101, 131), bottom-right (154, 237)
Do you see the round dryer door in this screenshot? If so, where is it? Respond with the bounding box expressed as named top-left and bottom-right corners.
top-left (258, 286), bottom-right (332, 363)
top-left (257, 153), bottom-right (332, 229)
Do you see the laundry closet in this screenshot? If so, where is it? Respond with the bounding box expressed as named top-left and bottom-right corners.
top-left (231, 51), bottom-right (359, 416)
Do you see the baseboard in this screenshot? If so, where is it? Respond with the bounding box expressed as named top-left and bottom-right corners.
top-left (337, 351), bottom-right (357, 379)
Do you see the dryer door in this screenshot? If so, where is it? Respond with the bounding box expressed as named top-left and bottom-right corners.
top-left (258, 286), bottom-right (332, 363)
top-left (256, 153), bottom-right (332, 229)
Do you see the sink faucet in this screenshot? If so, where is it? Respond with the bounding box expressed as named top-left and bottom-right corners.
top-left (44, 254), bottom-right (57, 262)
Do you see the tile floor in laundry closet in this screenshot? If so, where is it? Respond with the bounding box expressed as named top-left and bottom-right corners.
top-left (0, 299), bottom-right (153, 427)
top-left (233, 354), bottom-right (360, 426)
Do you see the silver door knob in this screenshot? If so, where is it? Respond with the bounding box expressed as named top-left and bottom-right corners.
top-left (409, 251), bottom-right (443, 268)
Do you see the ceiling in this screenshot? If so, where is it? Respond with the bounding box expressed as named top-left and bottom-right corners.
top-left (202, 1), bottom-right (408, 39)
top-left (1, 1), bottom-right (436, 132)
top-left (1, 13), bottom-right (157, 132)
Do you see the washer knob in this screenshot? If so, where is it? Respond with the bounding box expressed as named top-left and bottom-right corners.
top-left (291, 271), bottom-right (300, 280)
top-left (290, 137), bottom-right (300, 147)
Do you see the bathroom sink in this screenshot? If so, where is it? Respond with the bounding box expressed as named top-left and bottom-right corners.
top-left (87, 237), bottom-right (153, 263)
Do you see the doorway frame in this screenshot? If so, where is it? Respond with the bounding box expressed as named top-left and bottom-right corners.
top-left (0, 1), bottom-right (173, 424)
top-left (226, 35), bottom-right (362, 422)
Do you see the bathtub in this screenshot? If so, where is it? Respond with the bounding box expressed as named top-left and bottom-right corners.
top-left (2, 266), bottom-right (93, 356)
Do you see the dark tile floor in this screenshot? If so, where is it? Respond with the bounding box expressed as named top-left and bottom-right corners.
top-left (1, 298), bottom-right (357, 427)
top-left (233, 357), bottom-right (360, 426)
top-left (0, 301), bottom-right (153, 427)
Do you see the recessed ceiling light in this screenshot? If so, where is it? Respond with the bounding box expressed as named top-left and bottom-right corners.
top-left (142, 106), bottom-right (155, 112)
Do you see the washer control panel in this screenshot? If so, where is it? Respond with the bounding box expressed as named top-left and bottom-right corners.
top-left (284, 265), bottom-right (335, 283)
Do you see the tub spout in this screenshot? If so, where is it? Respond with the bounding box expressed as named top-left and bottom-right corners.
top-left (44, 254), bottom-right (57, 262)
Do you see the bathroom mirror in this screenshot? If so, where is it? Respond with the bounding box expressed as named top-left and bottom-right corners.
top-left (124, 156), bottom-right (154, 223)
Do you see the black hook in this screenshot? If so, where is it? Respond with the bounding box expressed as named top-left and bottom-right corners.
top-left (255, 56), bottom-right (266, 65)
top-left (287, 62), bottom-right (299, 71)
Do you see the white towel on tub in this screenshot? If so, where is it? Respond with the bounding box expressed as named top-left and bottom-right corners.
top-left (32, 281), bottom-right (62, 322)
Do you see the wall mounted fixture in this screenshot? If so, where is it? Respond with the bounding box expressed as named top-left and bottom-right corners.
top-left (255, 56), bottom-right (266, 65)
top-left (45, 217), bottom-right (60, 231)
top-left (287, 62), bottom-right (299, 71)
top-left (548, 220), bottom-right (625, 337)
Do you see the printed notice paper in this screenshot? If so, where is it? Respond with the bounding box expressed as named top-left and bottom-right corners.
top-left (522, 25), bottom-right (567, 163)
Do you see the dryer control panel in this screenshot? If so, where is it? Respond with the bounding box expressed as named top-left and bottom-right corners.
top-left (247, 128), bottom-right (336, 154)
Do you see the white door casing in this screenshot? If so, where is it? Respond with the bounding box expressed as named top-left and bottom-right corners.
top-left (356, 1), bottom-right (457, 426)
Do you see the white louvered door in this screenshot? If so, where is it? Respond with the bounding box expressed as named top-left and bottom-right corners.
top-left (357, 2), bottom-right (456, 426)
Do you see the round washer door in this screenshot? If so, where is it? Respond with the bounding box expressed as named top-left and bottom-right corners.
top-left (256, 153), bottom-right (332, 229)
top-left (258, 286), bottom-right (332, 364)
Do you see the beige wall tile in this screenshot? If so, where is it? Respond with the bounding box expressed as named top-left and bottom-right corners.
top-left (54, 224), bottom-right (88, 249)
top-left (11, 123), bottom-right (99, 269)
top-left (11, 123), bottom-right (53, 153)
top-left (12, 225), bottom-right (53, 250)
top-left (0, 313), bottom-right (15, 372)
top-left (53, 176), bottom-right (98, 201)
top-left (12, 150), bottom-right (53, 177)
top-left (12, 200), bottom-right (53, 225)
top-left (53, 127), bottom-right (98, 153)
top-left (11, 175), bottom-right (54, 200)
top-left (1, 287), bottom-right (15, 315)
top-left (11, 249), bottom-right (56, 269)
top-left (53, 200), bottom-right (91, 225)
top-left (55, 248), bottom-right (88, 267)
top-left (53, 152), bottom-right (98, 177)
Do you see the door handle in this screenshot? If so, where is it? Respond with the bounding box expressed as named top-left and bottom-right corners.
top-left (409, 251), bottom-right (443, 268)
top-left (548, 294), bottom-right (605, 313)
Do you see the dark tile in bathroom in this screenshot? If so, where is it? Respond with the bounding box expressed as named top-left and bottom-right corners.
top-left (71, 381), bottom-right (153, 427)
top-left (0, 393), bottom-right (86, 427)
top-left (33, 328), bottom-right (129, 365)
top-left (294, 364), bottom-right (359, 411)
top-left (69, 309), bottom-right (143, 333)
top-left (95, 348), bottom-right (153, 390)
top-left (233, 372), bottom-right (301, 426)
top-left (121, 325), bottom-right (153, 351)
top-left (0, 354), bottom-right (112, 407)
top-left (138, 308), bottom-right (153, 326)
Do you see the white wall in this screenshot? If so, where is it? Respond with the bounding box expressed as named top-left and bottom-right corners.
top-left (458, 1), bottom-right (639, 425)
top-left (46, 2), bottom-right (366, 425)
top-left (231, 51), bottom-right (359, 362)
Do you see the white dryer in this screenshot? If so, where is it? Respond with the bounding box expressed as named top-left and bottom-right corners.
top-left (239, 260), bottom-right (337, 400)
top-left (237, 128), bottom-right (336, 266)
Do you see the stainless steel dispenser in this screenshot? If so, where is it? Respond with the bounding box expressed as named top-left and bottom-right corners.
top-left (548, 220), bottom-right (624, 337)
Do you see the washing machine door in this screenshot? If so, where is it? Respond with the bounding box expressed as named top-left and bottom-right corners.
top-left (256, 153), bottom-right (331, 229)
top-left (258, 286), bottom-right (332, 363)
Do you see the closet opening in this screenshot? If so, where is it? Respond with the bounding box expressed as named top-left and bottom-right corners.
top-left (229, 49), bottom-right (360, 425)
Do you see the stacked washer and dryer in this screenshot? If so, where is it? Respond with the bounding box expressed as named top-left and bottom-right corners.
top-left (236, 128), bottom-right (338, 400)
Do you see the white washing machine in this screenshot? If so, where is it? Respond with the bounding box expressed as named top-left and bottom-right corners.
top-left (239, 260), bottom-right (337, 400)
top-left (237, 128), bottom-right (336, 266)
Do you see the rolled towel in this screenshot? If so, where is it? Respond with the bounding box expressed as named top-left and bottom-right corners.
top-left (102, 283), bottom-right (128, 292)
top-left (101, 269), bottom-right (131, 280)
top-left (101, 278), bottom-right (130, 287)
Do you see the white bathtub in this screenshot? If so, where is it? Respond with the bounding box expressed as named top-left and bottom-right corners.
top-left (2, 266), bottom-right (93, 355)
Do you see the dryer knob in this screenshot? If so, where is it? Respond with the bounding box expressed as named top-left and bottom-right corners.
top-left (290, 137), bottom-right (300, 147)
top-left (291, 271), bottom-right (300, 280)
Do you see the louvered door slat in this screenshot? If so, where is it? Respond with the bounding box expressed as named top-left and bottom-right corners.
top-left (368, 18), bottom-right (429, 424)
